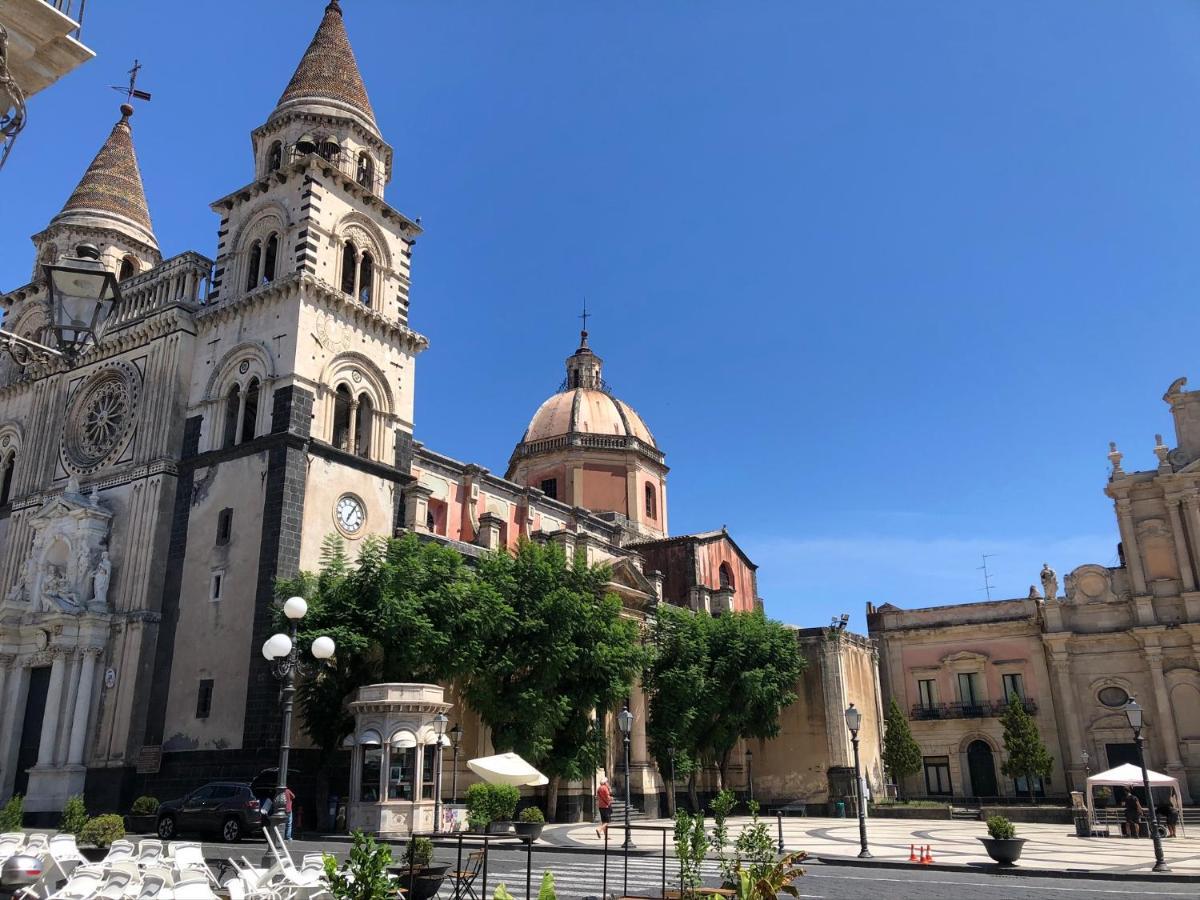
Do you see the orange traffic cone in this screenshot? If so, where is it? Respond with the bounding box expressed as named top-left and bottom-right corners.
top-left (909, 844), bottom-right (918, 862)
top-left (922, 844), bottom-right (934, 864)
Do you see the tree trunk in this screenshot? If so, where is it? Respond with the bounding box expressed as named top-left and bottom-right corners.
top-left (688, 770), bottom-right (699, 813)
top-left (717, 749), bottom-right (730, 792)
top-left (1028, 774), bottom-right (1035, 806)
top-left (547, 774), bottom-right (561, 822)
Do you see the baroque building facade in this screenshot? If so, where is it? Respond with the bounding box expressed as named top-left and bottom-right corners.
top-left (0, 1), bottom-right (882, 824)
top-left (870, 377), bottom-right (1200, 804)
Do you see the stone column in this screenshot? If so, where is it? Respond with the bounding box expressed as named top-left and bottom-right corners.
top-left (234, 389), bottom-right (248, 444)
top-left (1166, 498), bottom-right (1196, 591)
top-left (352, 249), bottom-right (363, 301)
top-left (0, 656), bottom-right (15, 792)
top-left (1115, 499), bottom-right (1148, 595)
top-left (36, 651), bottom-right (67, 767)
top-left (1184, 496), bottom-right (1200, 588)
top-left (67, 650), bottom-right (99, 766)
top-left (630, 681), bottom-right (649, 765)
top-left (1044, 640), bottom-right (1086, 790)
top-left (348, 400), bottom-right (359, 455)
top-left (1144, 646), bottom-right (1185, 771)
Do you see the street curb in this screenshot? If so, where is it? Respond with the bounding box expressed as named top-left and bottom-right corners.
top-left (814, 854), bottom-right (1200, 883)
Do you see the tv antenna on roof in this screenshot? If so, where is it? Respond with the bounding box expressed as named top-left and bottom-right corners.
top-left (111, 59), bottom-right (152, 107)
top-left (978, 553), bottom-right (996, 600)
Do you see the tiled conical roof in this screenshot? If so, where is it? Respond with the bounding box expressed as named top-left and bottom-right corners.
top-left (274, 0), bottom-right (376, 127)
top-left (54, 104), bottom-right (156, 247)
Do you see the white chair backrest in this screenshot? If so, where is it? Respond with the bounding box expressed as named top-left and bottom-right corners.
top-left (138, 872), bottom-right (170, 900)
top-left (49, 833), bottom-right (84, 861)
top-left (137, 839), bottom-right (164, 861)
top-left (25, 832), bottom-right (50, 851)
top-left (97, 869), bottom-right (134, 900)
top-left (56, 865), bottom-right (105, 898)
top-left (141, 864), bottom-right (175, 885)
top-left (171, 843), bottom-right (206, 871)
top-left (0, 831), bottom-right (24, 855)
top-left (104, 840), bottom-right (136, 863)
top-left (172, 871), bottom-right (216, 900)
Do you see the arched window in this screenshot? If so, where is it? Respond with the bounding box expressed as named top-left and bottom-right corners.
top-left (719, 563), bottom-right (734, 591)
top-left (223, 384), bottom-right (241, 449)
top-left (245, 241), bottom-right (262, 292)
top-left (341, 242), bottom-right (358, 295)
top-left (644, 482), bottom-right (657, 519)
top-left (267, 141), bottom-right (283, 173)
top-left (263, 234), bottom-right (278, 284)
top-left (356, 152), bottom-right (374, 189)
top-left (358, 252), bottom-right (374, 306)
top-left (355, 393), bottom-right (373, 457)
top-left (332, 384), bottom-right (353, 450)
top-left (0, 451), bottom-right (15, 506)
top-left (118, 257), bottom-right (137, 281)
top-left (241, 378), bottom-right (260, 442)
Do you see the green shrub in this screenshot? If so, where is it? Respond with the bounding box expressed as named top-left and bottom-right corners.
top-left (130, 796), bottom-right (160, 816)
top-left (465, 783), bottom-right (521, 826)
top-left (80, 814), bottom-right (126, 849)
top-left (0, 795), bottom-right (23, 831)
top-left (323, 831), bottom-right (394, 900)
top-left (986, 815), bottom-right (1016, 840)
top-left (519, 806), bottom-right (546, 824)
top-left (402, 836), bottom-right (434, 869)
top-left (491, 784), bottom-right (520, 821)
top-left (60, 795), bottom-right (88, 835)
top-left (466, 782), bottom-right (492, 829)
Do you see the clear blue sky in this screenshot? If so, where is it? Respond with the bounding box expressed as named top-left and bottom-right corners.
top-left (5, 1), bottom-right (1200, 630)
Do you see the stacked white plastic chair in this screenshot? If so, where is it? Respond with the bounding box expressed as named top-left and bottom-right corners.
top-left (0, 832), bottom-right (26, 863)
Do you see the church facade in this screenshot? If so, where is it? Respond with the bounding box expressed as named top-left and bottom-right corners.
top-left (0, 1), bottom-right (882, 824)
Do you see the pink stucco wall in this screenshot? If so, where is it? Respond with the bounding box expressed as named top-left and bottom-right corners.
top-left (700, 539), bottom-right (757, 613)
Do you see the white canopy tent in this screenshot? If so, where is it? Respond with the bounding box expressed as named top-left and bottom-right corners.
top-left (1084, 763), bottom-right (1183, 819)
top-left (467, 752), bottom-right (549, 787)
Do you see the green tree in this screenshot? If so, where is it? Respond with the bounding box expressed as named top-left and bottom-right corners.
top-left (278, 533), bottom-right (506, 756)
top-left (881, 698), bottom-right (922, 799)
top-left (460, 540), bottom-right (643, 819)
top-left (645, 605), bottom-right (803, 806)
top-left (999, 694), bottom-right (1054, 803)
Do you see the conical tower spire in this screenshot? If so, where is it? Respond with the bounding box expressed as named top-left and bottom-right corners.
top-left (51, 103), bottom-right (157, 251)
top-left (272, 0), bottom-right (377, 132)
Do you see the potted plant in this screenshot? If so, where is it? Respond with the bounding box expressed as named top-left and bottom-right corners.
top-left (978, 815), bottom-right (1025, 866)
top-left (124, 796), bottom-right (159, 834)
top-left (324, 831), bottom-right (394, 900)
top-left (513, 806), bottom-right (545, 842)
top-left (394, 836), bottom-right (448, 900)
top-left (1093, 787), bottom-right (1112, 810)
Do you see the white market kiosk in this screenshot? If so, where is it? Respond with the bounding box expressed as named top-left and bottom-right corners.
top-left (1084, 762), bottom-right (1184, 823)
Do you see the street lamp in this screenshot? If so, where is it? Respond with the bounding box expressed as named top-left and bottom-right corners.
top-left (261, 596), bottom-right (334, 839)
top-left (449, 723), bottom-right (463, 805)
top-left (844, 703), bottom-right (871, 858)
top-left (1081, 750), bottom-right (1090, 781)
top-left (432, 712), bottom-right (448, 833)
top-left (617, 704), bottom-right (634, 850)
top-left (1124, 699), bottom-right (1169, 872)
top-left (746, 748), bottom-right (754, 805)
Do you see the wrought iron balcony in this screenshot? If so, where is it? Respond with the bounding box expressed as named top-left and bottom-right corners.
top-left (910, 698), bottom-right (1038, 720)
top-left (47, 0), bottom-right (88, 39)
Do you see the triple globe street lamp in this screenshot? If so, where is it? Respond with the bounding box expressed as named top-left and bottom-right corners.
top-left (261, 596), bottom-right (335, 837)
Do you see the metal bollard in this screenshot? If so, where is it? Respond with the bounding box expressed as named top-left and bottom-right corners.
top-left (525, 834), bottom-right (533, 900)
top-left (777, 811), bottom-right (785, 853)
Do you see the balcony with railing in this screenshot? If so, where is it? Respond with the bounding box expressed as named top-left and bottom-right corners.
top-left (911, 697), bottom-right (1038, 721)
top-left (108, 252), bottom-right (213, 329)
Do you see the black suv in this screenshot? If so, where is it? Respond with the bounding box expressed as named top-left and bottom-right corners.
top-left (156, 781), bottom-right (267, 843)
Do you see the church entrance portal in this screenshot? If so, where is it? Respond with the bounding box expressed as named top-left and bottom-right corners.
top-left (967, 740), bottom-right (998, 798)
top-left (12, 667), bottom-right (50, 798)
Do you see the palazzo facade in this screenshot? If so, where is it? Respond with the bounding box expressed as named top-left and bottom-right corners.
top-left (870, 377), bottom-right (1200, 804)
top-left (0, 1), bottom-right (882, 825)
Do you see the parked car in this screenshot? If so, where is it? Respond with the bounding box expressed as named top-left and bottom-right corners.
top-left (157, 780), bottom-right (268, 843)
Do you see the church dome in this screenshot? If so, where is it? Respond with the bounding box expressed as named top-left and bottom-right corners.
top-left (523, 388), bottom-right (656, 447)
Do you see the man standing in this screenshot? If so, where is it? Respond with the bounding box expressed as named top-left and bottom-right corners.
top-left (285, 787), bottom-right (296, 840)
top-left (595, 776), bottom-right (612, 840)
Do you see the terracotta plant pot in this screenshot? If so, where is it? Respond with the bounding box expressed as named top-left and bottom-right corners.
top-left (978, 836), bottom-right (1026, 866)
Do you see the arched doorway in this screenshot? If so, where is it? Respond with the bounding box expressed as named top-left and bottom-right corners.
top-left (967, 740), bottom-right (998, 798)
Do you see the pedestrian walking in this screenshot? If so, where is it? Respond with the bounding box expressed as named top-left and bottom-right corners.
top-left (285, 787), bottom-right (296, 840)
top-left (596, 776), bottom-right (612, 840)
top-left (1123, 786), bottom-right (1143, 838)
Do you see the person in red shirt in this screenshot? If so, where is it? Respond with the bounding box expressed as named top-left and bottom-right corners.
top-left (284, 787), bottom-right (296, 840)
top-left (596, 776), bottom-right (612, 839)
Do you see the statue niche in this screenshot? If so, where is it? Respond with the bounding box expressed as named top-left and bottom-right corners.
top-left (3, 479), bottom-right (115, 615)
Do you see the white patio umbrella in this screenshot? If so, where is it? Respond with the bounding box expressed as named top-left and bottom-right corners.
top-left (467, 752), bottom-right (549, 786)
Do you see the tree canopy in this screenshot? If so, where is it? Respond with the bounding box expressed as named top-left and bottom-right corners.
top-left (881, 697), bottom-right (922, 796)
top-left (644, 604), bottom-right (804, 807)
top-left (999, 695), bottom-right (1054, 801)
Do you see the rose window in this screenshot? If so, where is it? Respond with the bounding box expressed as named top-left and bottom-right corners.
top-left (63, 365), bottom-right (140, 473)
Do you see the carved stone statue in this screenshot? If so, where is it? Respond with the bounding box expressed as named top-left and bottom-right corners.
top-left (91, 551), bottom-right (111, 609)
top-left (1040, 563), bottom-right (1058, 602)
top-left (39, 564), bottom-right (78, 611)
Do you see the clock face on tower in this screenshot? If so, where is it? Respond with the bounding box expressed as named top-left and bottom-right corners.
top-left (335, 494), bottom-right (366, 536)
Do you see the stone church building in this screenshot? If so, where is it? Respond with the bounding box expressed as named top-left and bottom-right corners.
top-left (0, 1), bottom-right (881, 824)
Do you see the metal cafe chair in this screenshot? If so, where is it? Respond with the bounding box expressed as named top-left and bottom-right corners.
top-left (446, 850), bottom-right (484, 900)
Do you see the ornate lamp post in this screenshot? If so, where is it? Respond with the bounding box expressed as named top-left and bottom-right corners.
top-left (844, 703), bottom-right (871, 858)
top-left (0, 244), bottom-right (123, 367)
top-left (261, 596), bottom-right (334, 839)
top-left (1081, 749), bottom-right (1090, 782)
top-left (432, 712), bottom-right (448, 832)
top-left (617, 704), bottom-right (634, 850)
top-left (449, 723), bottom-right (463, 804)
top-left (1124, 699), bottom-right (1169, 872)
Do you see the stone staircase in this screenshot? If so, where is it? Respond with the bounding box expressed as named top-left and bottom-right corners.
top-left (608, 799), bottom-right (649, 823)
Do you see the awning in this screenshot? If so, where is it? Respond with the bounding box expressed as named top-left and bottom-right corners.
top-left (467, 752), bottom-right (548, 787)
top-left (1084, 763), bottom-right (1183, 818)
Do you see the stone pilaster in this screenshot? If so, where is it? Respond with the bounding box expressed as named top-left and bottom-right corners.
top-left (1042, 635), bottom-right (1086, 792)
top-left (1166, 497), bottom-right (1196, 591)
top-left (403, 484), bottom-right (433, 533)
top-left (1115, 498), bottom-right (1148, 596)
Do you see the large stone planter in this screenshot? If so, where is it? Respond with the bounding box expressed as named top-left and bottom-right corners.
top-left (513, 822), bottom-right (544, 842)
top-left (978, 837), bottom-right (1026, 866)
top-left (487, 820), bottom-right (512, 835)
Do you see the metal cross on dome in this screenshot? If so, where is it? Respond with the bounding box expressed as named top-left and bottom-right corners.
top-left (111, 59), bottom-right (152, 107)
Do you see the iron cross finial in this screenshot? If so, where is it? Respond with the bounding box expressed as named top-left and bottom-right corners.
top-left (579, 298), bottom-right (590, 334)
top-left (112, 59), bottom-right (152, 109)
